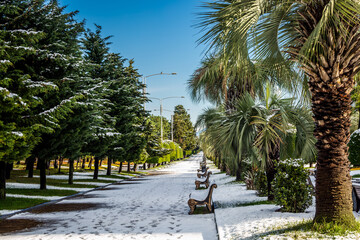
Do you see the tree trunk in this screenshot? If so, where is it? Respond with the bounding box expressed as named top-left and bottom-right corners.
top-left (68, 159), bottom-right (74, 184)
top-left (58, 156), bottom-right (63, 174)
top-left (288, 2), bottom-right (360, 224)
top-left (88, 157), bottom-right (93, 170)
top-left (39, 159), bottom-right (47, 190)
top-left (143, 163), bottom-right (146, 170)
top-left (54, 158), bottom-right (58, 169)
top-left (265, 162), bottom-right (276, 201)
top-left (26, 156), bottom-right (36, 178)
top-left (106, 159), bottom-right (111, 176)
top-left (93, 156), bottom-right (99, 180)
top-left (100, 159), bottom-right (103, 167)
top-left (5, 163), bottom-right (13, 179)
top-left (133, 163), bottom-right (137, 172)
top-left (118, 162), bottom-right (123, 173)
top-left (358, 108), bottom-right (360, 129)
top-left (312, 88), bottom-right (354, 222)
top-left (82, 157), bottom-right (86, 169)
top-left (235, 161), bottom-right (242, 181)
top-left (0, 161), bottom-right (6, 199)
top-left (127, 162), bottom-right (131, 172)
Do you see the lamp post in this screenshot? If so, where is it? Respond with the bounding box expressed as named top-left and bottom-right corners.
top-left (150, 96), bottom-right (184, 143)
top-left (143, 72), bottom-right (177, 109)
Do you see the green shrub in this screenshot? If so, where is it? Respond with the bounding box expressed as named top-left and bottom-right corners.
top-left (273, 158), bottom-right (312, 213)
top-left (255, 170), bottom-right (267, 197)
top-left (169, 142), bottom-right (176, 161)
top-left (185, 150), bottom-right (192, 156)
top-left (349, 130), bottom-right (360, 166)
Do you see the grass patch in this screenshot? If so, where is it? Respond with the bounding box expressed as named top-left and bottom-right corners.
top-left (6, 189), bottom-right (78, 197)
top-left (215, 200), bottom-right (273, 209)
top-left (353, 174), bottom-right (360, 178)
top-left (214, 171), bottom-right (226, 175)
top-left (267, 219), bottom-right (360, 239)
top-left (0, 197), bottom-right (48, 211)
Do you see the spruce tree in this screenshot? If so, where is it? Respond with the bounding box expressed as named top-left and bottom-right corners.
top-left (0, 0), bottom-right (57, 198)
top-left (18, 0), bottom-right (84, 189)
top-left (173, 105), bottom-right (196, 151)
top-left (81, 25), bottom-right (119, 179)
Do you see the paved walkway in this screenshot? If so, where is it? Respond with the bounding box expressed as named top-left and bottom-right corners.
top-left (1, 154), bottom-right (218, 240)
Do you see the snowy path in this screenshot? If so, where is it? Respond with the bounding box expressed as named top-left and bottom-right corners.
top-left (0, 154), bottom-right (218, 240)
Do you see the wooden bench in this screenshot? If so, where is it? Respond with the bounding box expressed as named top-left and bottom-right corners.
top-left (195, 171), bottom-right (212, 189)
top-left (197, 167), bottom-right (210, 178)
top-left (188, 183), bottom-right (217, 215)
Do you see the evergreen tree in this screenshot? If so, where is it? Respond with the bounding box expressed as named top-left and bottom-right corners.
top-left (0, 0), bottom-right (63, 197)
top-left (173, 105), bottom-right (196, 151)
top-left (19, 0), bottom-right (84, 189)
top-left (81, 25), bottom-right (118, 179)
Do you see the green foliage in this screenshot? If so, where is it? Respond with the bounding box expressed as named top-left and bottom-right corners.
top-left (173, 105), bottom-right (197, 151)
top-left (185, 150), bottom-right (192, 157)
top-left (169, 142), bottom-right (176, 161)
top-left (349, 130), bottom-right (360, 166)
top-left (273, 158), bottom-right (312, 213)
top-left (255, 170), bottom-right (268, 197)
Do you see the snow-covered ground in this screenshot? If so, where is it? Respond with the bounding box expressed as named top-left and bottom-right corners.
top-left (1, 154), bottom-right (218, 240)
top-left (212, 167), bottom-right (360, 240)
top-left (4, 154), bottom-right (360, 240)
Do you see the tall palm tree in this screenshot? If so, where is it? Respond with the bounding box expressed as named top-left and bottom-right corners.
top-left (198, 0), bottom-right (360, 224)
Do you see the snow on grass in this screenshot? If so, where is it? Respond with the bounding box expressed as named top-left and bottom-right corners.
top-left (6, 182), bottom-right (92, 192)
top-left (212, 170), bottom-right (360, 239)
top-left (6, 194), bottom-right (63, 201)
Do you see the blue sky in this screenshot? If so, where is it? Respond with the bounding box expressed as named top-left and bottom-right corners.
top-left (60, 0), bottom-right (212, 124)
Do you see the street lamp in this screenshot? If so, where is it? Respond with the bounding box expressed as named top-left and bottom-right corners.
top-left (143, 72), bottom-right (177, 109)
top-left (150, 96), bottom-right (185, 143)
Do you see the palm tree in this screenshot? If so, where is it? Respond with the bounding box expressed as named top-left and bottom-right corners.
top-left (198, 0), bottom-right (360, 224)
top-left (197, 84), bottom-right (316, 199)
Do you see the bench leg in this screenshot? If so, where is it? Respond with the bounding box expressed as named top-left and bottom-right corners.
top-left (188, 200), bottom-right (196, 215)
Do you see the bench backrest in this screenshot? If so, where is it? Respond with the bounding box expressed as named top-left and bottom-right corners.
top-left (205, 183), bottom-right (217, 203)
top-left (205, 171), bottom-right (212, 182)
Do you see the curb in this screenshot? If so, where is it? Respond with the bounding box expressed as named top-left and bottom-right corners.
top-left (213, 209), bottom-right (221, 240)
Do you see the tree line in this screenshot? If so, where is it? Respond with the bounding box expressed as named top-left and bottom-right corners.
top-left (0, 1), bottom-right (197, 199)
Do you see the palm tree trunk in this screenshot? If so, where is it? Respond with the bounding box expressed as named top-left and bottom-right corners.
top-left (312, 91), bottom-right (354, 222)
top-left (289, 1), bottom-right (360, 223)
top-left (235, 160), bottom-right (243, 181)
top-left (265, 162), bottom-right (276, 201)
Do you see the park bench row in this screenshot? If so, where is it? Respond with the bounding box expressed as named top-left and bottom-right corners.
top-left (188, 156), bottom-right (217, 215)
